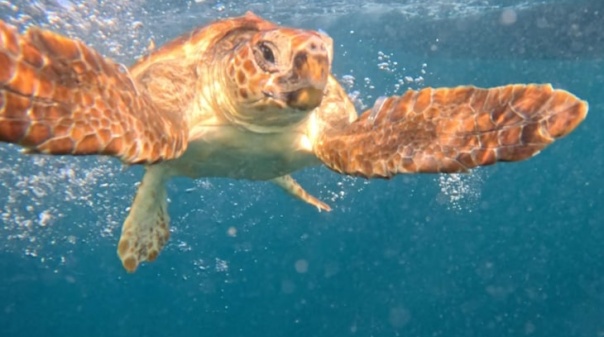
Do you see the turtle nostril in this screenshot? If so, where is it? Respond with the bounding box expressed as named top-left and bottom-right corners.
top-left (293, 52), bottom-right (307, 70)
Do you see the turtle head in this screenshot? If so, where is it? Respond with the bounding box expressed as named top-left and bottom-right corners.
top-left (221, 28), bottom-right (332, 132)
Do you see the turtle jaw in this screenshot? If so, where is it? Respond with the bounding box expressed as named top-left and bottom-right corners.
top-left (262, 86), bottom-right (325, 111)
top-left (285, 86), bottom-right (324, 110)
top-left (278, 49), bottom-right (330, 110)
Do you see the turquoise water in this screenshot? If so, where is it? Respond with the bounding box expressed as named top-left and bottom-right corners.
top-left (1, 1), bottom-right (603, 336)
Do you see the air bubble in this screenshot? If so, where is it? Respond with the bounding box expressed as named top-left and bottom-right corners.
top-left (500, 8), bottom-right (518, 25)
top-left (295, 259), bottom-right (309, 273)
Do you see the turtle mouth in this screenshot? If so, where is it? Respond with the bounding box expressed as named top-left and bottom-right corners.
top-left (262, 86), bottom-right (324, 111)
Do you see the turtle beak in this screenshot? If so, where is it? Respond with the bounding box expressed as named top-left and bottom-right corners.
top-left (276, 50), bottom-right (329, 111)
top-left (291, 51), bottom-right (329, 90)
top-left (261, 87), bottom-right (323, 111)
top-left (286, 86), bottom-right (324, 110)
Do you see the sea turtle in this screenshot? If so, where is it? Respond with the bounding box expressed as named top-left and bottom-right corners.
top-left (0, 12), bottom-right (588, 272)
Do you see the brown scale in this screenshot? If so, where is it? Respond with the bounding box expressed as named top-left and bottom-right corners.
top-left (315, 84), bottom-right (588, 178)
top-left (0, 21), bottom-right (188, 164)
top-left (0, 11), bottom-right (589, 273)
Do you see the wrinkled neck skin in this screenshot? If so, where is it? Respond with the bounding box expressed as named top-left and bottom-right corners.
top-left (205, 55), bottom-right (238, 125)
top-left (211, 54), bottom-right (256, 130)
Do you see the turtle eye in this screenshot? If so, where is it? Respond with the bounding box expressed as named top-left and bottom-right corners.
top-left (254, 41), bottom-right (278, 72)
top-left (258, 42), bottom-right (275, 64)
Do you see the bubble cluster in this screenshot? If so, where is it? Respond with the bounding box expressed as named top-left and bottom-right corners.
top-left (4, 0), bottom-right (152, 63)
top-left (0, 0), bottom-right (514, 277)
top-left (377, 51), bottom-right (398, 73)
top-left (435, 170), bottom-right (486, 212)
top-left (0, 145), bottom-right (137, 270)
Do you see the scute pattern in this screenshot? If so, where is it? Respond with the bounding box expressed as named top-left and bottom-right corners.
top-left (315, 84), bottom-right (588, 178)
top-left (0, 21), bottom-right (187, 164)
top-left (0, 11), bottom-right (590, 273)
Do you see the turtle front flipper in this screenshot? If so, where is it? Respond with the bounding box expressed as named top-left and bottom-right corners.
top-left (314, 84), bottom-right (587, 178)
top-left (118, 166), bottom-right (171, 273)
top-left (0, 21), bottom-right (187, 164)
top-left (271, 175), bottom-right (331, 212)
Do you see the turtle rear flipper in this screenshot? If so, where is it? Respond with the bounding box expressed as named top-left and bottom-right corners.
top-left (0, 20), bottom-right (187, 164)
top-left (271, 175), bottom-right (331, 212)
top-left (118, 166), bottom-right (171, 273)
top-left (315, 84), bottom-right (588, 178)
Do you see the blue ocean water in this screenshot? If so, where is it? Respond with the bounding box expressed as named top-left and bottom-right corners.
top-left (0, 1), bottom-right (603, 337)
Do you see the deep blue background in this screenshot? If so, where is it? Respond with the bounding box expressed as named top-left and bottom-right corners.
top-left (1, 1), bottom-right (603, 337)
